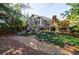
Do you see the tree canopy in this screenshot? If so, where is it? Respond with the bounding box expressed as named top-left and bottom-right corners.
top-left (0, 3), bottom-right (28, 28)
top-left (61, 3), bottom-right (79, 33)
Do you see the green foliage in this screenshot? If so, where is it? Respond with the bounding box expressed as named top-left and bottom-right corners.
top-left (61, 3), bottom-right (79, 20)
top-left (13, 4), bottom-right (21, 13)
top-left (61, 3), bottom-right (79, 33)
top-left (0, 3), bottom-right (28, 33)
top-left (37, 32), bottom-right (64, 47)
top-left (36, 32), bottom-right (79, 47)
top-left (63, 35), bottom-right (79, 46)
top-left (69, 23), bottom-right (79, 33)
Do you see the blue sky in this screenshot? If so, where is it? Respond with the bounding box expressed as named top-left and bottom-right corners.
top-left (24, 3), bottom-right (71, 20)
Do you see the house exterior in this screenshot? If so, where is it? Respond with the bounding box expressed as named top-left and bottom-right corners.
top-left (28, 14), bottom-right (50, 31)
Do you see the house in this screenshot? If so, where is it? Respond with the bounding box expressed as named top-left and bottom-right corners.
top-left (28, 14), bottom-right (50, 31)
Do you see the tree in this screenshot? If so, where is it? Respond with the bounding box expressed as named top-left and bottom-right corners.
top-left (61, 3), bottom-right (79, 33)
top-left (61, 3), bottom-right (79, 20)
top-left (0, 3), bottom-right (28, 33)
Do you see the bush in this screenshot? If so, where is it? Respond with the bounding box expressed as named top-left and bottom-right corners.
top-left (69, 24), bottom-right (79, 33)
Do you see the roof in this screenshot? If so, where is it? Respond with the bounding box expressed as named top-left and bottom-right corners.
top-left (30, 14), bottom-right (51, 20)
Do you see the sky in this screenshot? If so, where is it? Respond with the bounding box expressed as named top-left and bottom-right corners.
top-left (23, 3), bottom-right (71, 20)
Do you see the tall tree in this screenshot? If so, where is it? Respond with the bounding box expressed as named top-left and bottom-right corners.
top-left (61, 3), bottom-right (79, 33)
top-left (0, 3), bottom-right (28, 32)
top-left (61, 3), bottom-right (79, 21)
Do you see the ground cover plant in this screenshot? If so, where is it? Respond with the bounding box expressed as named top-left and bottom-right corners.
top-left (36, 31), bottom-right (79, 47)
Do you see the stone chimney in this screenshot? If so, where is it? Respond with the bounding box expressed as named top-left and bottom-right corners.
top-left (50, 15), bottom-right (59, 32)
